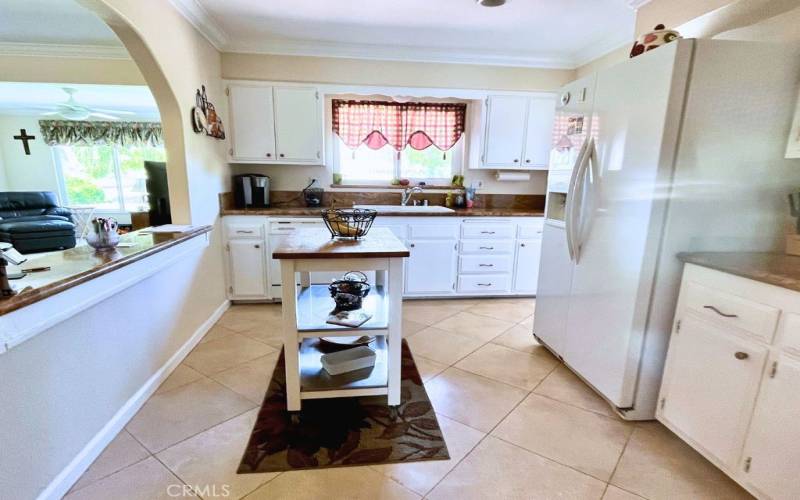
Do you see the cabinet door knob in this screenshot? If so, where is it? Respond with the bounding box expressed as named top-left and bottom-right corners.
top-left (254, 244), bottom-right (261, 249)
top-left (266, 153), bottom-right (272, 157)
top-left (410, 243), bottom-right (415, 247)
top-left (734, 352), bottom-right (749, 360)
top-left (279, 153), bottom-right (285, 158)
top-left (525, 159), bottom-right (531, 163)
top-left (513, 159), bottom-right (519, 163)
top-left (520, 243), bottom-right (526, 247)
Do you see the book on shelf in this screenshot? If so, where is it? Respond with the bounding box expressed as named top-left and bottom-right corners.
top-left (326, 309), bottom-right (372, 328)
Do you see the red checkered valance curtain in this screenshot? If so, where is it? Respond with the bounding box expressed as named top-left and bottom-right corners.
top-left (332, 100), bottom-right (467, 151)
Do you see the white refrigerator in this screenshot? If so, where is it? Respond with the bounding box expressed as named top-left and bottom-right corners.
top-left (534, 38), bottom-right (800, 420)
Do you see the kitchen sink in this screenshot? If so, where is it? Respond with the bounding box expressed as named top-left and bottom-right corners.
top-left (353, 204), bottom-right (455, 214)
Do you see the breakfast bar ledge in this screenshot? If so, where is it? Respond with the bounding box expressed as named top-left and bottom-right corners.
top-left (272, 227), bottom-right (410, 412)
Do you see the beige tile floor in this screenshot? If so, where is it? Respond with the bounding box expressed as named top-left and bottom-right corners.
top-left (66, 298), bottom-right (753, 500)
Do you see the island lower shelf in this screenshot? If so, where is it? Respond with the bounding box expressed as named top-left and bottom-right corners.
top-left (295, 284), bottom-right (389, 334)
top-left (298, 337), bottom-right (388, 398)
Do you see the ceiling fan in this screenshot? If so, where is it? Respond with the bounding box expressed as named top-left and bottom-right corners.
top-left (37, 88), bottom-right (136, 121)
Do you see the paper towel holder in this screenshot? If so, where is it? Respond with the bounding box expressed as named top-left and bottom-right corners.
top-left (495, 170), bottom-right (531, 182)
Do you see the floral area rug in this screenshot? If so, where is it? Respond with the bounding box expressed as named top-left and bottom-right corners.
top-left (237, 340), bottom-right (449, 472)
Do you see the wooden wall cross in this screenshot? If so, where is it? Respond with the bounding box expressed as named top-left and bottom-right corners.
top-left (13, 128), bottom-right (35, 155)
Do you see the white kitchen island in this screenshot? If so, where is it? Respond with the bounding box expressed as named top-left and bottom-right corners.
top-left (272, 227), bottom-right (410, 412)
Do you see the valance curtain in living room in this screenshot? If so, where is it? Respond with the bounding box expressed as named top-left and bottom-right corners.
top-left (38, 120), bottom-right (163, 147)
top-left (332, 100), bottom-right (466, 151)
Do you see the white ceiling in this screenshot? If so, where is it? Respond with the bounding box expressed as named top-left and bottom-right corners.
top-left (0, 0), bottom-right (121, 46)
top-left (0, 0), bottom-right (640, 69)
top-left (0, 82), bottom-right (160, 121)
top-left (189, 0), bottom-right (637, 67)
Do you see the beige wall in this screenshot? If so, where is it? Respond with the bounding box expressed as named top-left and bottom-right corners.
top-left (575, 45), bottom-right (630, 78)
top-left (0, 54), bottom-right (145, 85)
top-left (222, 52), bottom-right (574, 92)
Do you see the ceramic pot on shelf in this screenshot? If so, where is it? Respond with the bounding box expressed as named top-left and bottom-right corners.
top-left (630, 24), bottom-right (681, 58)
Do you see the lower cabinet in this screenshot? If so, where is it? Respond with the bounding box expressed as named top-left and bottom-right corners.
top-left (658, 263), bottom-right (800, 500)
top-left (224, 215), bottom-right (543, 300)
top-left (659, 315), bottom-right (767, 469)
top-left (741, 353), bottom-right (800, 499)
top-left (227, 239), bottom-right (268, 299)
top-left (513, 238), bottom-right (542, 293)
top-left (405, 239), bottom-right (457, 294)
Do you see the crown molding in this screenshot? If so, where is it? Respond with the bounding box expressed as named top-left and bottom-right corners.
top-left (225, 38), bottom-right (578, 69)
top-left (627, 0), bottom-right (654, 10)
top-left (0, 42), bottom-right (131, 60)
top-left (168, 0), bottom-right (229, 50)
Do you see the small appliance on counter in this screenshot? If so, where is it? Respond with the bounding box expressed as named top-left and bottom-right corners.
top-left (233, 174), bottom-right (270, 208)
top-left (303, 179), bottom-right (323, 207)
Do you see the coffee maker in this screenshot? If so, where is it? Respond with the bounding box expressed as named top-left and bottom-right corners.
top-left (233, 174), bottom-right (270, 208)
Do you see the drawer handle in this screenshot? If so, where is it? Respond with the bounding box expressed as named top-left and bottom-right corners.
top-left (236, 230), bottom-right (254, 234)
top-left (479, 264), bottom-right (494, 267)
top-left (479, 246), bottom-right (494, 250)
top-left (734, 351), bottom-right (749, 360)
top-left (480, 231), bottom-right (496, 234)
top-left (477, 283), bottom-right (492, 286)
top-left (278, 227), bottom-right (296, 231)
top-left (703, 305), bottom-right (739, 318)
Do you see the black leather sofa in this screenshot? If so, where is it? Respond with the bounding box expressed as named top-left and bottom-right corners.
top-left (0, 192), bottom-right (76, 253)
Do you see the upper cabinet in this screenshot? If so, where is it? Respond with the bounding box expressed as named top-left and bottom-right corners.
top-left (227, 84), bottom-right (323, 165)
top-left (480, 95), bottom-right (556, 170)
top-left (228, 86), bottom-right (276, 162)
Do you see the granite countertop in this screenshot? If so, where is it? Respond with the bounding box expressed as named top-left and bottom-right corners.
top-left (0, 226), bottom-right (212, 315)
top-left (678, 252), bottom-right (800, 293)
top-left (221, 207), bottom-right (545, 217)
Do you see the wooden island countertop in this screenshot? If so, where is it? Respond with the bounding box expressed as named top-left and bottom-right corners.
top-left (272, 228), bottom-right (410, 260)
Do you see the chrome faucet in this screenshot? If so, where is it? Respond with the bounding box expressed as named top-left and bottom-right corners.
top-left (401, 186), bottom-right (423, 206)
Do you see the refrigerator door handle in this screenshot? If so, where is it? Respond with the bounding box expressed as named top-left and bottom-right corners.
top-left (573, 139), bottom-right (598, 262)
top-left (565, 140), bottom-right (589, 262)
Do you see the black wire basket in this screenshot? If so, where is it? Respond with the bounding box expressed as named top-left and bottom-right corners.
top-left (321, 208), bottom-right (377, 239)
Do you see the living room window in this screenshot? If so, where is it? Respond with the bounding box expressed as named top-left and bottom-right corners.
top-left (331, 99), bottom-right (467, 185)
top-left (53, 144), bottom-right (166, 211)
top-left (40, 120), bottom-right (165, 212)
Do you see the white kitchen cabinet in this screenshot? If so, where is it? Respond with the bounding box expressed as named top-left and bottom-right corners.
top-left (659, 315), bottom-right (767, 469)
top-left (227, 83), bottom-right (323, 165)
top-left (658, 262), bottom-right (800, 500)
top-left (523, 98), bottom-right (557, 168)
top-left (481, 95), bottom-right (556, 170)
top-left (228, 85), bottom-right (276, 162)
top-left (405, 239), bottom-right (457, 294)
top-left (742, 353), bottom-right (800, 499)
top-left (273, 86), bottom-right (322, 162)
top-left (224, 215), bottom-right (543, 301)
top-left (513, 238), bottom-right (542, 293)
top-left (483, 96), bottom-right (528, 167)
top-left (227, 239), bottom-right (268, 299)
